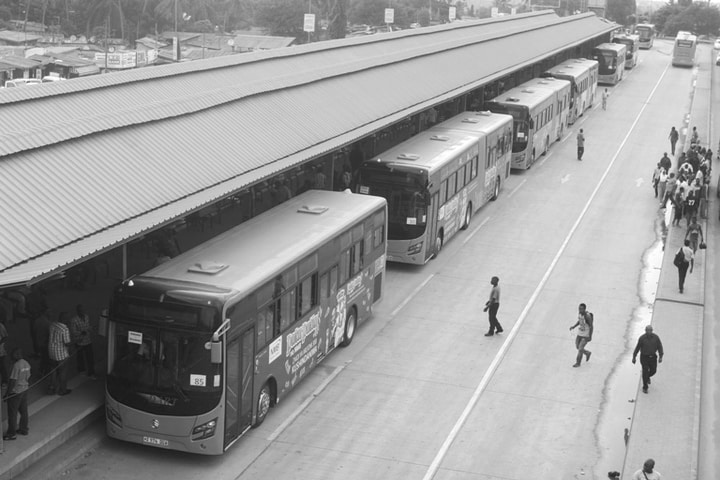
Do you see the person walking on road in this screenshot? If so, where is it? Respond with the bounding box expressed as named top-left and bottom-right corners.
top-left (632, 326), bottom-right (664, 394)
top-left (631, 458), bottom-right (662, 479)
top-left (483, 276), bottom-right (503, 336)
top-left (659, 152), bottom-right (672, 173)
top-left (601, 88), bottom-right (609, 110)
top-left (675, 239), bottom-right (694, 293)
top-left (669, 127), bottom-right (679, 156)
top-left (569, 303), bottom-right (593, 367)
top-left (576, 129), bottom-right (585, 160)
top-left (2, 347), bottom-right (31, 441)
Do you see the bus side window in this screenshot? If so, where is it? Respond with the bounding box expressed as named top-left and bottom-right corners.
top-left (298, 273), bottom-right (318, 317)
top-left (329, 266), bottom-right (338, 296)
top-left (320, 271), bottom-right (330, 301)
top-left (339, 249), bottom-right (350, 284)
top-left (279, 289), bottom-right (296, 329)
top-left (350, 240), bottom-right (363, 275)
top-left (373, 225), bottom-right (384, 249)
top-left (440, 180), bottom-right (447, 204)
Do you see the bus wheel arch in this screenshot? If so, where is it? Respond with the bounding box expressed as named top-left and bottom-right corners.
top-left (491, 177), bottom-right (500, 201)
top-left (254, 378), bottom-right (276, 427)
top-left (433, 230), bottom-right (444, 259)
top-left (341, 306), bottom-right (358, 347)
top-left (461, 203), bottom-right (472, 230)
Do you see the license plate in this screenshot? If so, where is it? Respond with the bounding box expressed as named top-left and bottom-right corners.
top-left (142, 436), bottom-right (169, 447)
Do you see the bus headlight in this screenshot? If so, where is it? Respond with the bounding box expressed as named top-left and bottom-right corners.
top-left (407, 241), bottom-right (423, 255)
top-left (106, 405), bottom-right (123, 427)
top-left (192, 418), bottom-right (218, 440)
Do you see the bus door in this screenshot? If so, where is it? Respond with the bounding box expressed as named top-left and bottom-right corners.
top-left (224, 327), bottom-right (255, 448)
top-left (425, 192), bottom-right (440, 261)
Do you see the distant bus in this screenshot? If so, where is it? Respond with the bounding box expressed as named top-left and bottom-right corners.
top-left (357, 111), bottom-right (512, 264)
top-left (484, 79), bottom-right (569, 170)
top-left (542, 58), bottom-right (599, 125)
top-left (105, 190), bottom-right (387, 454)
top-left (672, 31), bottom-right (697, 67)
top-left (592, 43), bottom-right (627, 85)
top-left (613, 33), bottom-right (640, 69)
top-left (635, 24), bottom-right (655, 49)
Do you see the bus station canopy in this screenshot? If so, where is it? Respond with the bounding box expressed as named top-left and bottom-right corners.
top-left (0, 11), bottom-right (617, 288)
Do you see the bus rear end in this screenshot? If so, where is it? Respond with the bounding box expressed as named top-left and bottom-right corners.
top-left (636, 25), bottom-right (654, 49)
top-left (672, 32), bottom-right (696, 67)
top-left (358, 163), bottom-right (431, 264)
top-left (593, 43), bottom-right (626, 85)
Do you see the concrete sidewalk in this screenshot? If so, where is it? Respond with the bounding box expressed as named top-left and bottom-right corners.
top-left (621, 48), bottom-right (715, 479)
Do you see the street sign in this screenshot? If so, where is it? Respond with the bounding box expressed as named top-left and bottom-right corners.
top-left (385, 8), bottom-right (394, 24)
top-left (303, 13), bottom-right (315, 33)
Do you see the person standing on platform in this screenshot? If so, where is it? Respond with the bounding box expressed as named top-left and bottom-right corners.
top-left (2, 347), bottom-right (31, 440)
top-left (631, 458), bottom-right (662, 480)
top-left (632, 326), bottom-right (664, 394)
top-left (685, 217), bottom-right (704, 253)
top-left (48, 312), bottom-right (72, 396)
top-left (70, 304), bottom-right (96, 379)
top-left (569, 303), bottom-right (593, 367)
top-left (669, 127), bottom-right (679, 156)
top-left (483, 276), bottom-right (503, 337)
top-left (576, 129), bottom-right (585, 160)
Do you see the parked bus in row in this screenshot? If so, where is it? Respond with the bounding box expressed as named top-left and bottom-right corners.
top-left (542, 58), bottom-right (599, 125)
top-left (592, 43), bottom-right (627, 85)
top-left (672, 31), bottom-right (697, 67)
top-left (635, 24), bottom-right (655, 49)
top-left (105, 190), bottom-right (387, 454)
top-left (523, 77), bottom-right (572, 142)
top-left (484, 78), bottom-right (571, 170)
top-left (613, 33), bottom-right (640, 69)
top-left (357, 110), bottom-right (512, 264)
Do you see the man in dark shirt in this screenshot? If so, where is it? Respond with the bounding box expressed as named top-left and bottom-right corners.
top-left (659, 152), bottom-right (672, 173)
top-left (632, 325), bottom-right (664, 394)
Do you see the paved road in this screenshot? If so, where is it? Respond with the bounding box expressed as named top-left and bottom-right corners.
top-left (47, 40), bottom-right (714, 480)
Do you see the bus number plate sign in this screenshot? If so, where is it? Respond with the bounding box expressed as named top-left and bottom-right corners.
top-left (190, 374), bottom-right (206, 387)
top-left (143, 436), bottom-right (169, 447)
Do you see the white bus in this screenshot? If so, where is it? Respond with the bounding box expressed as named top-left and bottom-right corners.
top-left (635, 24), bottom-right (655, 49)
top-left (672, 31), bottom-right (697, 67)
top-left (524, 77), bottom-right (572, 143)
top-left (592, 43), bottom-right (627, 85)
top-left (542, 58), bottom-right (599, 125)
top-left (613, 33), bottom-right (640, 69)
top-left (484, 80), bottom-right (568, 169)
top-left (106, 190), bottom-right (387, 454)
top-left (357, 111), bottom-right (512, 264)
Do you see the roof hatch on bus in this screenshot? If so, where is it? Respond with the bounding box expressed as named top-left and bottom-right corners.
top-left (297, 205), bottom-right (329, 214)
top-left (505, 96), bottom-right (520, 102)
top-left (430, 135), bottom-right (450, 142)
top-left (461, 117), bottom-right (481, 124)
top-left (395, 153), bottom-right (421, 161)
top-left (188, 261), bottom-right (228, 274)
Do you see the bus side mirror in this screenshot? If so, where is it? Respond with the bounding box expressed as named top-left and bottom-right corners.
top-left (210, 341), bottom-right (222, 364)
top-left (529, 119), bottom-right (535, 129)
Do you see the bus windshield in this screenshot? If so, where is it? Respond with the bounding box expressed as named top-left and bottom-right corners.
top-left (358, 167), bottom-right (428, 240)
top-left (594, 50), bottom-right (617, 70)
top-left (108, 322), bottom-right (222, 416)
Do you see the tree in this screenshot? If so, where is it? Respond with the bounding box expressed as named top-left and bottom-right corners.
top-left (652, 2), bottom-right (720, 36)
top-left (606, 0), bottom-right (636, 26)
top-left (254, 0), bottom-right (307, 40)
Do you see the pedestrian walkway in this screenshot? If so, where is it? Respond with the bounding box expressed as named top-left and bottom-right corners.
top-left (621, 47), bottom-right (715, 479)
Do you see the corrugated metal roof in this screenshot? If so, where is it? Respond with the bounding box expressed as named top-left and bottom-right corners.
top-left (0, 11), bottom-right (616, 286)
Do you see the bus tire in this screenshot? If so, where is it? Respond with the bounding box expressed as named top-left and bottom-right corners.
top-left (341, 307), bottom-right (357, 347)
top-left (461, 204), bottom-right (472, 230)
top-left (432, 232), bottom-right (444, 259)
top-left (491, 177), bottom-right (500, 201)
top-left (254, 382), bottom-right (272, 427)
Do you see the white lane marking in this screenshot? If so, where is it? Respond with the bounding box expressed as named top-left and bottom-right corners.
top-left (268, 363), bottom-right (347, 442)
top-left (536, 151), bottom-right (553, 168)
top-left (421, 63), bottom-right (672, 480)
top-left (391, 274), bottom-right (435, 317)
top-left (561, 174), bottom-right (571, 184)
top-left (506, 179), bottom-right (527, 198)
top-left (636, 177), bottom-right (645, 187)
top-left (462, 216), bottom-right (491, 245)
top-left (561, 132), bottom-right (573, 143)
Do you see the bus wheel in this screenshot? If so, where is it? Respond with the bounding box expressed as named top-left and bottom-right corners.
top-left (491, 177), bottom-right (500, 201)
top-left (433, 232), bottom-right (444, 258)
top-left (461, 204), bottom-right (472, 230)
top-left (254, 383), bottom-right (272, 427)
top-left (341, 308), bottom-right (357, 347)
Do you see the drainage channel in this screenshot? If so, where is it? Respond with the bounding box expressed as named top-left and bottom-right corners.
top-left (593, 208), bottom-right (668, 478)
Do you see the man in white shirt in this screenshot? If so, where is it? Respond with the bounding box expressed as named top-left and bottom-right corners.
top-left (631, 458), bottom-right (661, 480)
